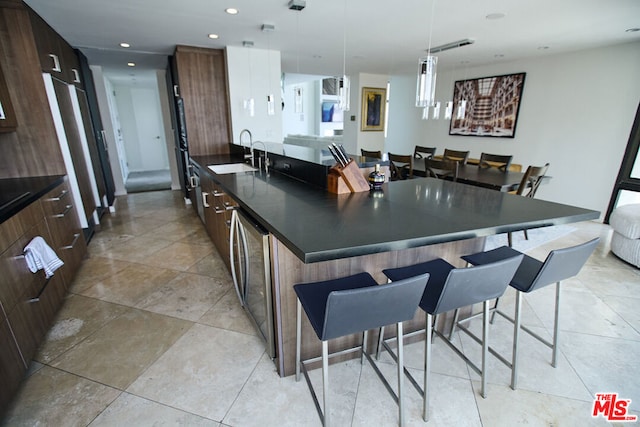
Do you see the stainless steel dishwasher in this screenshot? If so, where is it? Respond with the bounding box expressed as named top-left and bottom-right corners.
top-left (229, 209), bottom-right (276, 358)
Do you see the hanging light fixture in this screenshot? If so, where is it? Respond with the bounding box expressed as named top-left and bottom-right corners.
top-left (416, 0), bottom-right (438, 109)
top-left (338, 0), bottom-right (350, 111)
top-left (243, 41), bottom-right (255, 117)
top-left (263, 24), bottom-right (276, 116)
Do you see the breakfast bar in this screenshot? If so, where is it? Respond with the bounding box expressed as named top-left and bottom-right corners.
top-left (193, 151), bottom-right (599, 377)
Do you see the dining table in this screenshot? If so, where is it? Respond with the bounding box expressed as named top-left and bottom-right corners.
top-left (413, 161), bottom-right (530, 192)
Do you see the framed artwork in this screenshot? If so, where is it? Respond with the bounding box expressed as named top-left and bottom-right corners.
top-left (321, 101), bottom-right (343, 122)
top-left (449, 72), bottom-right (526, 138)
top-left (361, 87), bottom-right (386, 131)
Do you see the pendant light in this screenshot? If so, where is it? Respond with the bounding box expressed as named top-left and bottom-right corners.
top-left (243, 41), bottom-right (255, 117)
top-left (416, 0), bottom-right (438, 108)
top-left (338, 0), bottom-right (350, 111)
top-left (264, 24), bottom-right (276, 116)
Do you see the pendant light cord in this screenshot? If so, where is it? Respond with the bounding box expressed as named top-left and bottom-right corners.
top-left (427, 0), bottom-right (436, 54)
top-left (342, 0), bottom-right (347, 76)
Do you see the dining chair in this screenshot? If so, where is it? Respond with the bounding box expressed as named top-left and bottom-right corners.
top-left (413, 146), bottom-right (436, 160)
top-left (376, 255), bottom-right (523, 421)
top-left (479, 153), bottom-right (513, 172)
top-left (295, 272), bottom-right (429, 427)
top-left (458, 238), bottom-right (599, 390)
top-left (508, 163), bottom-right (550, 246)
top-left (424, 157), bottom-right (458, 182)
top-left (443, 149), bottom-right (470, 165)
top-left (388, 153), bottom-right (413, 180)
top-left (361, 149), bottom-right (382, 159)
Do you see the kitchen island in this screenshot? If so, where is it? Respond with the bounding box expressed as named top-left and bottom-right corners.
top-left (191, 152), bottom-right (599, 376)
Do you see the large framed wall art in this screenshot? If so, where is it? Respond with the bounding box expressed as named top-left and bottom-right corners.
top-left (361, 87), bottom-right (386, 132)
top-left (449, 72), bottom-right (526, 138)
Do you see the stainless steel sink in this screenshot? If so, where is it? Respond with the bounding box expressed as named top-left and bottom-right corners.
top-left (208, 163), bottom-right (258, 174)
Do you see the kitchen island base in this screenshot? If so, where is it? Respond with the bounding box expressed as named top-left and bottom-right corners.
top-left (270, 235), bottom-right (486, 377)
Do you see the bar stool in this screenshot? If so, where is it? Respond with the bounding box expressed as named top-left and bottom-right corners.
top-left (376, 255), bottom-right (523, 421)
top-left (458, 237), bottom-right (599, 389)
top-left (295, 271), bottom-right (429, 427)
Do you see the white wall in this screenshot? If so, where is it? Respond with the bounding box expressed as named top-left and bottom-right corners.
top-left (282, 79), bottom-right (316, 135)
top-left (226, 46), bottom-right (283, 146)
top-left (386, 41), bottom-right (640, 217)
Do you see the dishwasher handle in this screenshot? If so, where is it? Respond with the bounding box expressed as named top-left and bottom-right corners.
top-left (229, 210), bottom-right (245, 307)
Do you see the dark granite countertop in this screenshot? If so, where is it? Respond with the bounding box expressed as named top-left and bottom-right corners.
top-left (191, 156), bottom-right (599, 263)
top-left (0, 175), bottom-right (66, 224)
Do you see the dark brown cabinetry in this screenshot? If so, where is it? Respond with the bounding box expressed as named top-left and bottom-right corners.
top-left (201, 171), bottom-right (237, 270)
top-left (172, 46), bottom-right (232, 156)
top-left (0, 178), bottom-right (86, 415)
top-left (28, 9), bottom-right (82, 88)
top-left (0, 63), bottom-right (17, 132)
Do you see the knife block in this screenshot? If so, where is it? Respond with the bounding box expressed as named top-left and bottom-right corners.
top-left (327, 160), bottom-right (371, 194)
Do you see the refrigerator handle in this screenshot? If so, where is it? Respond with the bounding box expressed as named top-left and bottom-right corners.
top-left (238, 214), bottom-right (250, 298)
top-left (229, 210), bottom-right (245, 307)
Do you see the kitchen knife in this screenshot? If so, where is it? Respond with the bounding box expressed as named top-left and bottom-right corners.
top-left (327, 145), bottom-right (344, 166)
top-left (332, 143), bottom-right (349, 166)
top-left (338, 144), bottom-right (351, 164)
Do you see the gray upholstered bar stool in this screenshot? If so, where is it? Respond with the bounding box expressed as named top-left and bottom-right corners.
top-left (294, 272), bottom-right (429, 427)
top-left (458, 237), bottom-right (599, 389)
top-left (376, 255), bottom-right (523, 421)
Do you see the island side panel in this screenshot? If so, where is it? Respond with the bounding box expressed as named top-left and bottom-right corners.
top-left (270, 235), bottom-right (485, 377)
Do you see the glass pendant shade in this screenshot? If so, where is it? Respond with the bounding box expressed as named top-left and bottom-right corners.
top-left (445, 101), bottom-right (453, 120)
top-left (267, 94), bottom-right (275, 116)
top-left (422, 106), bottom-right (429, 120)
top-left (432, 101), bottom-right (441, 119)
top-left (415, 56), bottom-right (438, 107)
top-left (338, 75), bottom-right (350, 111)
top-left (244, 98), bottom-right (255, 117)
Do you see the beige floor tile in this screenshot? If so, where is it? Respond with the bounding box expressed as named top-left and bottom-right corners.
top-left (223, 353), bottom-right (320, 427)
top-left (140, 241), bottom-right (213, 271)
top-left (100, 235), bottom-right (175, 263)
top-left (2, 366), bottom-right (120, 427)
top-left (67, 255), bottom-right (132, 294)
top-left (127, 323), bottom-right (265, 421)
top-left (198, 289), bottom-right (257, 336)
top-left (89, 392), bottom-right (219, 426)
top-left (51, 308), bottom-right (191, 390)
top-left (135, 272), bottom-right (229, 321)
top-left (78, 263), bottom-right (179, 306)
top-left (187, 253), bottom-right (233, 281)
top-left (35, 294), bottom-right (129, 364)
top-left (475, 382), bottom-right (610, 427)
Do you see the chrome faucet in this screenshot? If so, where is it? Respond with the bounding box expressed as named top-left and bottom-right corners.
top-left (251, 141), bottom-right (269, 173)
top-left (239, 129), bottom-right (253, 164)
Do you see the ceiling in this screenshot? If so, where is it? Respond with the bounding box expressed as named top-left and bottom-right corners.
top-left (23, 0), bottom-right (640, 85)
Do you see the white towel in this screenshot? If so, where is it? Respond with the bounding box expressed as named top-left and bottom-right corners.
top-left (24, 236), bottom-right (64, 279)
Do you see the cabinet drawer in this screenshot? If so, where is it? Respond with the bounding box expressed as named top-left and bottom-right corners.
top-left (0, 313), bottom-right (26, 414)
top-left (0, 220), bottom-right (50, 313)
top-left (0, 200), bottom-right (44, 254)
top-left (5, 273), bottom-right (65, 364)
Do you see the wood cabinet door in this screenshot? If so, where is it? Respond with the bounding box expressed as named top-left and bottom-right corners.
top-left (28, 9), bottom-right (65, 78)
top-left (174, 46), bottom-right (231, 156)
top-left (0, 314), bottom-right (26, 414)
top-left (0, 62), bottom-right (17, 132)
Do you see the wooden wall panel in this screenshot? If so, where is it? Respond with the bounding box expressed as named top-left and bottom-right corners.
top-left (174, 46), bottom-right (231, 156)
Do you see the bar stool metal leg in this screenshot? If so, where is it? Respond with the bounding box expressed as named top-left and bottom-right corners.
top-left (397, 322), bottom-right (405, 427)
top-left (322, 341), bottom-right (330, 427)
top-left (481, 300), bottom-right (489, 398)
top-left (552, 282), bottom-right (561, 368)
top-left (296, 300), bottom-right (302, 382)
top-left (423, 314), bottom-right (432, 421)
top-left (511, 291), bottom-right (522, 390)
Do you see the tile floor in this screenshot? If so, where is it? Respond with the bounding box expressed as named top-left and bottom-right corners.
top-left (2, 190), bottom-right (639, 426)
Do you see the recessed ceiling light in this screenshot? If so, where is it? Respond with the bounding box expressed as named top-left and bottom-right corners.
top-left (225, 8), bottom-right (238, 15)
top-left (494, 54), bottom-right (504, 58)
top-left (625, 28), bottom-right (640, 33)
top-left (120, 42), bottom-right (130, 48)
top-left (127, 62), bottom-right (136, 67)
top-left (537, 46), bottom-right (550, 50)
top-left (486, 13), bottom-right (505, 20)
top-left (208, 34), bottom-right (219, 39)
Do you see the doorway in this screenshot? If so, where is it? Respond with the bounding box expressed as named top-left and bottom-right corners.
top-left (605, 102), bottom-right (640, 222)
top-left (108, 72), bottom-right (173, 193)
